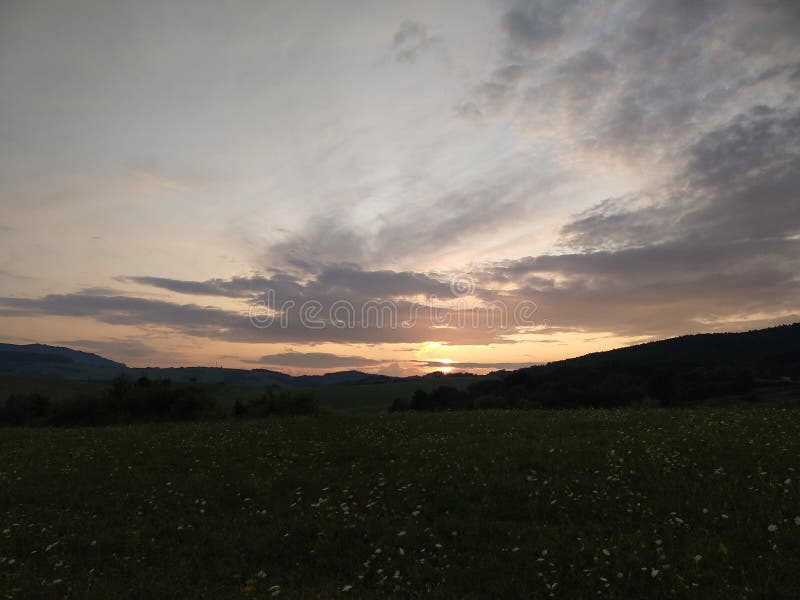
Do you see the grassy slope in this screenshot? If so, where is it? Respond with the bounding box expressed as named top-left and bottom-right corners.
top-left (1, 409), bottom-right (799, 599)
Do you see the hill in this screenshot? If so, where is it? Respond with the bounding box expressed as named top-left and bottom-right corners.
top-left (564, 323), bottom-right (800, 373)
top-left (2, 324), bottom-right (799, 412)
top-left (0, 343), bottom-right (127, 379)
top-left (398, 323), bottom-right (800, 411)
top-left (0, 343), bottom-right (396, 387)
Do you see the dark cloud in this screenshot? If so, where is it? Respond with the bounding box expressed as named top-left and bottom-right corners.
top-left (0, 289), bottom-right (527, 345)
top-left (311, 264), bottom-right (451, 299)
top-left (123, 275), bottom-right (279, 298)
top-left (500, 0), bottom-right (578, 55)
top-left (125, 265), bottom-right (451, 303)
top-left (557, 50), bottom-right (615, 79)
top-left (266, 216), bottom-right (368, 274)
top-left (485, 105), bottom-right (800, 336)
top-left (561, 105), bottom-right (800, 251)
top-left (460, 0), bottom-right (800, 159)
top-left (0, 294), bottom-right (242, 335)
top-left (247, 352), bottom-right (381, 369)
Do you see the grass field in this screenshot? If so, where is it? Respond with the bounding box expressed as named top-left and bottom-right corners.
top-left (1, 409), bottom-right (799, 599)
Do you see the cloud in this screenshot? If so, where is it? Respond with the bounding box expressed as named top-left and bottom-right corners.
top-left (264, 180), bottom-right (540, 270)
top-left (483, 105), bottom-right (800, 336)
top-left (125, 265), bottom-right (452, 303)
top-left (0, 268), bottom-right (32, 281)
top-left (500, 0), bottom-right (578, 55)
top-left (453, 101), bottom-right (482, 123)
top-left (560, 105), bottom-right (800, 251)
top-left (247, 352), bottom-right (381, 369)
top-left (57, 338), bottom-right (154, 362)
top-left (265, 216), bottom-right (369, 274)
top-left (311, 264), bottom-right (451, 299)
top-left (123, 275), bottom-right (279, 298)
top-left (460, 0), bottom-right (800, 162)
top-left (415, 360), bottom-right (538, 370)
top-left (0, 289), bottom-right (528, 345)
top-left (0, 294), bottom-right (242, 334)
top-left (5, 101), bottom-right (798, 347)
top-left (390, 20), bottom-right (444, 63)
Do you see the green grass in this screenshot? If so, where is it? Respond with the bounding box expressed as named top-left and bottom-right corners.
top-left (1, 409), bottom-right (799, 599)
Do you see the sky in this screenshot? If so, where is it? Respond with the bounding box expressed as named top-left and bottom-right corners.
top-left (1, 0), bottom-right (799, 374)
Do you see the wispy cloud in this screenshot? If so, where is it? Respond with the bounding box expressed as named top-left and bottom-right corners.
top-left (246, 352), bottom-right (382, 369)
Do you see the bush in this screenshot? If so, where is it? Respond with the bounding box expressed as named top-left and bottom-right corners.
top-left (2, 393), bottom-right (51, 425)
top-left (105, 377), bottom-right (220, 422)
top-left (47, 395), bottom-right (115, 427)
top-left (1, 377), bottom-right (223, 427)
top-left (389, 397), bottom-right (410, 412)
top-left (233, 388), bottom-right (320, 418)
top-left (406, 386), bottom-right (473, 411)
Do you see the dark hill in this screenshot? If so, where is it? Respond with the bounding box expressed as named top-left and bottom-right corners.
top-left (563, 323), bottom-right (800, 370)
top-left (401, 323), bottom-right (800, 411)
top-left (0, 343), bottom-right (125, 368)
top-left (0, 343), bottom-right (127, 378)
top-left (0, 343), bottom-right (395, 387)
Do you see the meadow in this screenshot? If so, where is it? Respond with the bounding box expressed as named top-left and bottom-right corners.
top-left (1, 409), bottom-right (799, 599)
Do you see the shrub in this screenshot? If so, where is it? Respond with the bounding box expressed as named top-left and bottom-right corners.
top-left (2, 393), bottom-right (51, 425)
top-left (389, 397), bottom-right (410, 412)
top-left (234, 389), bottom-right (320, 418)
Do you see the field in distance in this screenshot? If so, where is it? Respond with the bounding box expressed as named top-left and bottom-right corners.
top-left (1, 409), bottom-right (798, 599)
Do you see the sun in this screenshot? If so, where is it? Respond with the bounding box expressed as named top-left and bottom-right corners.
top-left (433, 358), bottom-right (453, 374)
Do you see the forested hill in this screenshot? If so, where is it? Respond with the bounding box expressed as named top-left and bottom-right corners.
top-left (0, 343), bottom-right (125, 369)
top-left (398, 324), bottom-right (800, 412)
top-left (561, 323), bottom-right (800, 371)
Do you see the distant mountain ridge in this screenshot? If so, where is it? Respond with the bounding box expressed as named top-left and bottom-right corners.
top-left (2, 323), bottom-right (798, 385)
top-left (0, 343), bottom-right (125, 368)
top-left (0, 343), bottom-right (396, 386)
